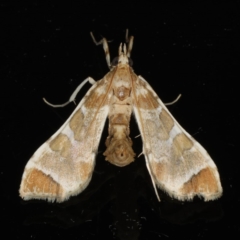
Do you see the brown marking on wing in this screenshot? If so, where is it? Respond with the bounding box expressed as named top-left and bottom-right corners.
top-left (49, 134), bottom-right (71, 158)
top-left (69, 109), bottom-right (84, 141)
top-left (180, 167), bottom-right (219, 195)
top-left (144, 119), bottom-right (156, 136)
top-left (151, 160), bottom-right (167, 182)
top-left (135, 80), bottom-right (159, 109)
top-left (22, 168), bottom-right (63, 196)
top-left (172, 133), bottom-right (194, 159)
top-left (84, 81), bottom-right (108, 108)
top-left (136, 92), bottom-right (159, 109)
top-left (159, 109), bottom-right (174, 134)
top-left (77, 161), bottom-right (93, 182)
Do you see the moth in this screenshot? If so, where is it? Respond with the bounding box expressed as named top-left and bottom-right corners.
top-left (19, 30), bottom-right (222, 202)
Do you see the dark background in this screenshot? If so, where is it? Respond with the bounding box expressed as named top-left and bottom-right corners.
top-left (1, 1), bottom-right (239, 239)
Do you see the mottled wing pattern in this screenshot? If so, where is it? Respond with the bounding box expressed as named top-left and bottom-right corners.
top-left (133, 76), bottom-right (222, 201)
top-left (20, 78), bottom-right (111, 202)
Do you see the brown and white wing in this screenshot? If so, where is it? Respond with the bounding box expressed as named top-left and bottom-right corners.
top-left (20, 78), bottom-right (111, 202)
top-left (133, 76), bottom-right (222, 201)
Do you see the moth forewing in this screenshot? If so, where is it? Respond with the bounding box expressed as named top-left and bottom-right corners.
top-left (132, 76), bottom-right (222, 201)
top-left (19, 78), bottom-right (111, 202)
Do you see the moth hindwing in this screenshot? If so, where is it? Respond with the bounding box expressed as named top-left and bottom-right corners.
top-left (19, 31), bottom-right (222, 202)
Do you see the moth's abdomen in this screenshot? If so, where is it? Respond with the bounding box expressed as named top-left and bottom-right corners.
top-left (104, 122), bottom-right (135, 167)
top-left (103, 84), bottom-right (135, 167)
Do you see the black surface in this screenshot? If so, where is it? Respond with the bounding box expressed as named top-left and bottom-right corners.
top-left (1, 2), bottom-right (239, 239)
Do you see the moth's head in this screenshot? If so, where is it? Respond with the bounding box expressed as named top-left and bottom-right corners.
top-left (111, 43), bottom-right (133, 68)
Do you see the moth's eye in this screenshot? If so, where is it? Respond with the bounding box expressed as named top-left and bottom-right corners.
top-left (128, 57), bottom-right (133, 66)
top-left (111, 57), bottom-right (119, 66)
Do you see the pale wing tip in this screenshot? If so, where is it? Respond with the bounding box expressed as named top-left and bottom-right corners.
top-left (171, 189), bottom-right (222, 202)
top-left (202, 190), bottom-right (223, 202)
top-left (154, 166), bottom-right (223, 202)
top-left (19, 184), bottom-right (84, 203)
top-left (19, 184), bottom-right (92, 203)
top-left (155, 182), bottom-right (223, 202)
top-left (19, 191), bottom-right (67, 203)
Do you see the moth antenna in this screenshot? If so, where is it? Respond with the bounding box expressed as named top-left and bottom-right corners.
top-left (164, 94), bottom-right (182, 106)
top-left (90, 32), bottom-right (111, 69)
top-left (43, 77), bottom-right (96, 108)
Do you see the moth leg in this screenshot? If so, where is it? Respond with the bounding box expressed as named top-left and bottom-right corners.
top-left (164, 94), bottom-right (182, 106)
top-left (43, 77), bottom-right (96, 108)
top-left (90, 32), bottom-right (111, 69)
top-left (134, 134), bottom-right (141, 138)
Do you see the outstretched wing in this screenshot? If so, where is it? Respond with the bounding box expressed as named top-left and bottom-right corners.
top-left (20, 78), bottom-right (111, 202)
top-left (133, 76), bottom-right (222, 201)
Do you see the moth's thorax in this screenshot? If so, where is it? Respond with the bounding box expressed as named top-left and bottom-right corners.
top-left (103, 62), bottom-right (135, 167)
